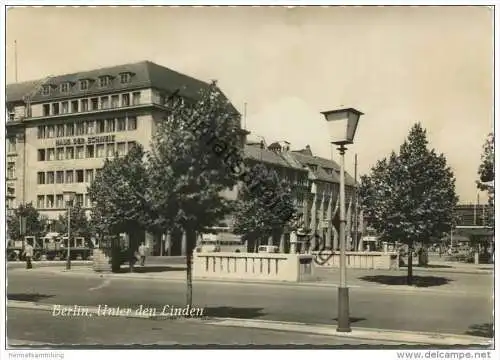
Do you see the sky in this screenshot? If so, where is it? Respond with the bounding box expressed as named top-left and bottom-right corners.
top-left (5, 6), bottom-right (494, 203)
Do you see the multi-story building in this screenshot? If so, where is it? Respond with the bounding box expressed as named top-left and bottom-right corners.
top-left (5, 60), bottom-right (243, 252)
top-left (269, 142), bottom-right (357, 251)
top-left (240, 139), bottom-right (310, 250)
top-left (6, 61), bottom-right (221, 217)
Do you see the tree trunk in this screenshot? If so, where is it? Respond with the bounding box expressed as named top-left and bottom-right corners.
top-left (279, 233), bottom-right (286, 253)
top-left (186, 249), bottom-right (193, 308)
top-left (418, 243), bottom-right (428, 267)
top-left (128, 233), bottom-right (134, 273)
top-left (254, 237), bottom-right (260, 253)
top-left (407, 245), bottom-right (413, 286)
top-left (111, 236), bottom-right (121, 273)
top-left (185, 229), bottom-right (197, 308)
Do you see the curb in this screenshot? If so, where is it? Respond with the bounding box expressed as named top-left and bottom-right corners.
top-left (16, 268), bottom-right (481, 295)
top-left (317, 266), bottom-right (493, 276)
top-left (203, 318), bottom-right (492, 346)
top-left (7, 261), bottom-right (93, 269)
top-left (8, 339), bottom-right (58, 347)
top-left (6, 338), bottom-right (57, 349)
top-left (396, 267), bottom-right (493, 275)
top-left (8, 300), bottom-right (491, 346)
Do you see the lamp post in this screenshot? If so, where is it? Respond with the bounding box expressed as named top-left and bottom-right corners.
top-left (63, 191), bottom-right (76, 270)
top-left (321, 107), bottom-right (363, 333)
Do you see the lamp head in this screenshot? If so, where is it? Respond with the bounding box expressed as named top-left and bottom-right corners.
top-left (321, 107), bottom-right (364, 145)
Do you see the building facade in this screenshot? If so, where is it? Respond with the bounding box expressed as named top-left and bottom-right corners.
top-left (269, 142), bottom-right (357, 251)
top-left (6, 61), bottom-right (215, 222)
top-left (454, 204), bottom-right (494, 227)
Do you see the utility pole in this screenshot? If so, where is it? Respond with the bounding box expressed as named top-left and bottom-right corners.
top-left (473, 199), bottom-right (477, 226)
top-left (243, 102), bottom-right (247, 130)
top-left (477, 192), bottom-right (481, 225)
top-left (353, 154), bottom-right (358, 252)
top-left (14, 40), bottom-right (18, 82)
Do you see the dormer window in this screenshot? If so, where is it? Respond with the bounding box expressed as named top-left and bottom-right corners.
top-left (79, 79), bottom-right (89, 91)
top-left (120, 72), bottom-right (132, 84)
top-left (99, 76), bottom-right (111, 87)
top-left (60, 83), bottom-right (70, 93)
top-left (41, 85), bottom-right (51, 96)
top-left (323, 167), bottom-right (333, 175)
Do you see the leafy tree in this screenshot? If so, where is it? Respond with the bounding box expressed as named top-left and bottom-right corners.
top-left (7, 203), bottom-right (45, 240)
top-left (88, 145), bottom-right (150, 272)
top-left (233, 163), bottom-right (296, 252)
top-left (145, 81), bottom-right (242, 307)
top-left (359, 123), bottom-right (458, 285)
top-left (54, 204), bottom-right (92, 241)
top-left (477, 133), bottom-right (494, 213)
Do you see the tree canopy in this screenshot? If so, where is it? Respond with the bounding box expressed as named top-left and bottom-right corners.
top-left (477, 132), bottom-right (494, 208)
top-left (144, 81), bottom-right (242, 241)
top-left (7, 203), bottom-right (46, 240)
top-left (359, 123), bottom-right (458, 245)
top-left (233, 163), bottom-right (296, 251)
top-left (54, 203), bottom-right (92, 240)
top-left (87, 144), bottom-right (150, 237)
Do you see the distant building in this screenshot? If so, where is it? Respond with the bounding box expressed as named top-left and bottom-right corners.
top-left (454, 204), bottom-right (494, 227)
top-left (268, 141), bottom-right (357, 251)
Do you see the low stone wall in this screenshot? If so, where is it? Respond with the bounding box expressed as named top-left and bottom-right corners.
top-left (312, 251), bottom-right (399, 270)
top-left (193, 252), bottom-right (315, 282)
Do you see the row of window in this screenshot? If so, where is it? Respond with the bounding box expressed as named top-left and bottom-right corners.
top-left (37, 168), bottom-right (102, 185)
top-left (7, 162), bottom-right (16, 179)
top-left (41, 92), bottom-right (141, 116)
top-left (37, 141), bottom-right (136, 161)
top-left (37, 117), bottom-right (137, 139)
top-left (42, 73), bottom-right (133, 96)
top-left (36, 193), bottom-right (89, 209)
top-left (7, 137), bottom-right (16, 153)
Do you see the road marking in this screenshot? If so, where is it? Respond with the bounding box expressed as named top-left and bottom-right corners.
top-left (88, 278), bottom-right (111, 291)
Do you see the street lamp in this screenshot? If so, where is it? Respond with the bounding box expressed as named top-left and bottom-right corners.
top-left (63, 191), bottom-right (76, 270)
top-left (253, 135), bottom-right (266, 161)
top-left (322, 107), bottom-right (363, 333)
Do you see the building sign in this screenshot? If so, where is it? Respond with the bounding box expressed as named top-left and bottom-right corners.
top-left (55, 135), bottom-right (116, 146)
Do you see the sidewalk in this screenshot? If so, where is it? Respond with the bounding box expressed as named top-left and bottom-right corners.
top-left (401, 261), bottom-right (494, 274)
top-left (7, 300), bottom-right (492, 346)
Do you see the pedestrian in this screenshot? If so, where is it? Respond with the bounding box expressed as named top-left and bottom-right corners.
top-left (23, 241), bottom-right (34, 269)
top-left (138, 242), bottom-right (147, 266)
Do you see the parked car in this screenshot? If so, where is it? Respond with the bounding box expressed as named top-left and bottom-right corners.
top-left (195, 243), bottom-right (221, 253)
top-left (257, 245), bottom-right (279, 253)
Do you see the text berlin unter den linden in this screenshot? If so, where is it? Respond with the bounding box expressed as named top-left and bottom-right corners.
top-left (52, 304), bottom-right (205, 318)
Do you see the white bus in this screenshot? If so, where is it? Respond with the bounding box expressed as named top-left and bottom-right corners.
top-left (197, 227), bottom-right (246, 253)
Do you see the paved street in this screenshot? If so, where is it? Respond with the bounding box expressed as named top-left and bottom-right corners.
top-left (8, 308), bottom-right (408, 346)
top-left (7, 268), bottom-right (493, 339)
